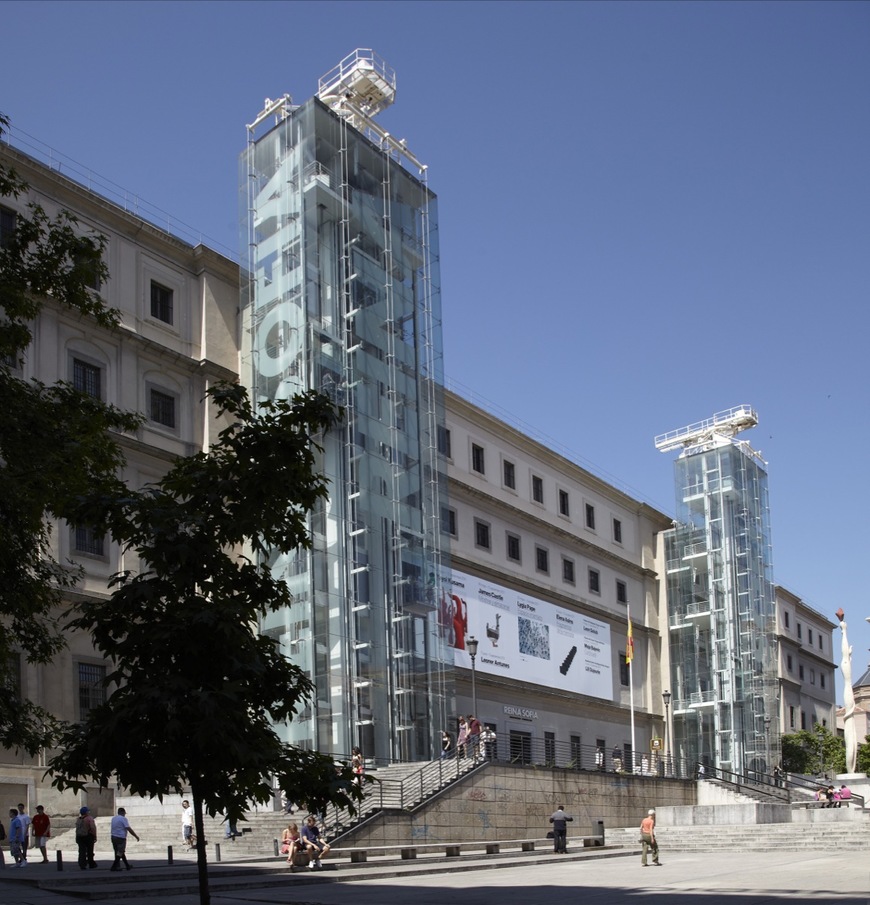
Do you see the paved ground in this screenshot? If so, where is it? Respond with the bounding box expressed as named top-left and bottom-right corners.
top-left (1, 849), bottom-right (867, 905)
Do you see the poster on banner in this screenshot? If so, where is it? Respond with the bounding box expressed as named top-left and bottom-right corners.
top-left (437, 568), bottom-right (614, 701)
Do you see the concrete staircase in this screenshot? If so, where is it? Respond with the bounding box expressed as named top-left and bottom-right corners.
top-left (48, 758), bottom-right (483, 859)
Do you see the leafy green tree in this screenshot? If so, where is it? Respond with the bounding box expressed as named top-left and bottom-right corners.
top-left (856, 735), bottom-right (870, 774)
top-left (0, 113), bottom-right (141, 753)
top-left (48, 383), bottom-right (360, 905)
top-left (780, 724), bottom-right (845, 776)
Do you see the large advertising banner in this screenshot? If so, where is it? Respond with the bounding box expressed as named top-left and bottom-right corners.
top-left (439, 568), bottom-right (614, 701)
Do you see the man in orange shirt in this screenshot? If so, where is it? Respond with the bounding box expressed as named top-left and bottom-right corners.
top-left (640, 809), bottom-right (660, 866)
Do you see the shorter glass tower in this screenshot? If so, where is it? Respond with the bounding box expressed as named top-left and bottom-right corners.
top-left (656, 406), bottom-right (778, 777)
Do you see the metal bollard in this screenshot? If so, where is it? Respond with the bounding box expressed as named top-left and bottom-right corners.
top-left (168, 845), bottom-right (174, 864)
top-left (215, 843), bottom-right (221, 862)
top-left (56, 850), bottom-right (63, 871)
top-left (273, 838), bottom-right (279, 856)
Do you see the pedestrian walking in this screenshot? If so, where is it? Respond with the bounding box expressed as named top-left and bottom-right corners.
top-left (75, 806), bottom-right (98, 870)
top-left (109, 807), bottom-right (139, 871)
top-left (17, 803), bottom-right (31, 862)
top-left (440, 729), bottom-right (454, 759)
top-left (640, 808), bottom-right (660, 866)
top-left (181, 799), bottom-right (194, 847)
top-left (549, 804), bottom-right (574, 854)
top-left (31, 804), bottom-right (51, 863)
top-left (8, 807), bottom-right (26, 867)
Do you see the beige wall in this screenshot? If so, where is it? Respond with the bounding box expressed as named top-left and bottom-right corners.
top-left (348, 764), bottom-right (695, 846)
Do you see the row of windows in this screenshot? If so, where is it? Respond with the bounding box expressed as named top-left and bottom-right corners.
top-left (785, 653), bottom-right (828, 689)
top-left (1, 206), bottom-right (175, 326)
top-left (72, 355), bottom-right (178, 428)
top-left (447, 508), bottom-right (628, 601)
top-left (782, 611), bottom-right (825, 652)
top-left (439, 429), bottom-right (624, 543)
top-left (789, 705), bottom-right (828, 731)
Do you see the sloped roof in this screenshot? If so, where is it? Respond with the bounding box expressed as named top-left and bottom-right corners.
top-left (853, 664), bottom-right (870, 690)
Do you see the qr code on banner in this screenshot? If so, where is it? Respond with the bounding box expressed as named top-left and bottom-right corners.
top-left (518, 617), bottom-right (550, 660)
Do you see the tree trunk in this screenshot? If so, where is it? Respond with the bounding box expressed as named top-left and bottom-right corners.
top-left (192, 784), bottom-right (210, 905)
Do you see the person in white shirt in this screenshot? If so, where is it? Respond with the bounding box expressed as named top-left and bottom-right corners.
top-left (181, 800), bottom-right (194, 847)
top-left (17, 803), bottom-right (31, 861)
top-left (110, 808), bottom-right (140, 871)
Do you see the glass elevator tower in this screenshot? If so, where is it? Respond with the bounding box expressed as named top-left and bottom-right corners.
top-left (240, 51), bottom-right (453, 763)
top-left (656, 406), bottom-right (778, 778)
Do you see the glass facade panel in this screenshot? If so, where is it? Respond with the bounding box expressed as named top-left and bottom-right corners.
top-left (664, 440), bottom-right (777, 778)
top-left (240, 98), bottom-right (452, 762)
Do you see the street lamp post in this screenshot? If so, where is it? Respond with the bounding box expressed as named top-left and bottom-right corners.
top-left (764, 714), bottom-right (771, 773)
top-left (466, 637), bottom-right (478, 719)
top-left (662, 690), bottom-right (671, 776)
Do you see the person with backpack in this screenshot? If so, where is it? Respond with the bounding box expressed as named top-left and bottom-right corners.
top-left (75, 806), bottom-right (98, 870)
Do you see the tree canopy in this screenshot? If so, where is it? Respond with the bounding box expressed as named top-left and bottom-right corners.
top-left (47, 383), bottom-right (359, 904)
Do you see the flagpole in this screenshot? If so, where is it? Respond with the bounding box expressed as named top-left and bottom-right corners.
top-left (628, 602), bottom-right (636, 773)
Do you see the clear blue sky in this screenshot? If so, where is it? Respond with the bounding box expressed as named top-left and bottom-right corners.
top-left (4, 1), bottom-right (869, 703)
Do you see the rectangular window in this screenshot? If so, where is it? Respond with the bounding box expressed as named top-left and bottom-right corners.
top-left (562, 557), bottom-right (575, 584)
top-left (0, 204), bottom-right (16, 248)
top-left (506, 533), bottom-right (521, 563)
top-left (819, 635), bottom-right (823, 651)
top-left (588, 568), bottom-right (601, 594)
top-left (471, 443), bottom-right (485, 475)
top-left (797, 623), bottom-right (802, 640)
top-left (800, 711), bottom-right (806, 730)
top-left (799, 664), bottom-right (804, 680)
top-left (74, 525), bottom-right (105, 557)
top-left (808, 629), bottom-right (813, 646)
top-left (531, 475), bottom-right (544, 504)
top-left (535, 546), bottom-right (549, 574)
top-left (78, 662), bottom-right (106, 719)
top-left (810, 669), bottom-right (815, 685)
top-left (619, 654), bottom-right (630, 687)
top-left (558, 489), bottom-right (570, 517)
top-left (474, 519), bottom-right (491, 551)
top-left (784, 612), bottom-right (790, 629)
top-left (789, 705), bottom-right (795, 729)
top-left (73, 357), bottom-right (102, 399)
top-left (437, 426), bottom-right (452, 458)
top-left (585, 503), bottom-right (595, 530)
top-left (821, 673), bottom-right (826, 689)
top-left (2, 652), bottom-right (22, 696)
top-left (503, 459), bottom-right (515, 489)
top-left (150, 280), bottom-right (174, 324)
top-left (544, 731), bottom-right (556, 766)
top-left (149, 388), bottom-right (177, 428)
top-left (616, 579), bottom-right (628, 604)
top-left (74, 247), bottom-right (102, 292)
top-left (441, 506), bottom-right (456, 537)
top-left (613, 518), bottom-right (622, 543)
top-left (509, 730), bottom-right (532, 765)
top-left (570, 734), bottom-right (582, 769)
top-left (787, 654), bottom-right (793, 671)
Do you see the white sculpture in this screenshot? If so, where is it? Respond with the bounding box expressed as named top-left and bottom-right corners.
top-left (837, 608), bottom-right (857, 774)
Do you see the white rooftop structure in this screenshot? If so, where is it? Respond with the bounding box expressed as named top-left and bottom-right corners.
top-left (654, 404), bottom-right (759, 455)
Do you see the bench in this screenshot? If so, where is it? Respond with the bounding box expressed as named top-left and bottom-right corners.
top-left (792, 799), bottom-right (852, 809)
top-left (333, 835), bottom-right (603, 863)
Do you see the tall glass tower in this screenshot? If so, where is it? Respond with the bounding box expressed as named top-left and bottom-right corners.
top-left (656, 406), bottom-right (778, 777)
top-left (240, 51), bottom-right (453, 763)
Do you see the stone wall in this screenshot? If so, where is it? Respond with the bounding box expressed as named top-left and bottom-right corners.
top-left (348, 763), bottom-right (696, 846)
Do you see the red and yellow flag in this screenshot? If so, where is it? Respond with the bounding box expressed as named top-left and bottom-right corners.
top-left (626, 613), bottom-right (634, 665)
